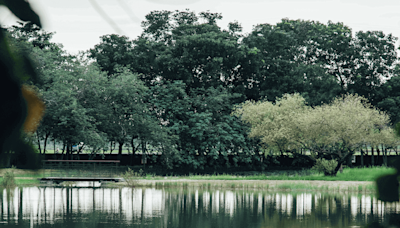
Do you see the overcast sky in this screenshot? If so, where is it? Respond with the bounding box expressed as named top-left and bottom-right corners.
top-left (1, 0), bottom-right (400, 54)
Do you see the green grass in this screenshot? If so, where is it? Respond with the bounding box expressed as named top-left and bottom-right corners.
top-left (15, 179), bottom-right (41, 185)
top-left (0, 177), bottom-right (41, 186)
top-left (12, 173), bottom-right (43, 178)
top-left (186, 167), bottom-right (396, 182)
top-left (0, 166), bottom-right (395, 188)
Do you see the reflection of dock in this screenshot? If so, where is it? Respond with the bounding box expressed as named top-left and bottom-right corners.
top-left (39, 177), bottom-right (125, 184)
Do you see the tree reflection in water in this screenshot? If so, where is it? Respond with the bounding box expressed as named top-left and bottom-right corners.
top-left (0, 186), bottom-right (399, 227)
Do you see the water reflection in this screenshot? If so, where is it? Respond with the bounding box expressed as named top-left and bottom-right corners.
top-left (0, 186), bottom-right (399, 227)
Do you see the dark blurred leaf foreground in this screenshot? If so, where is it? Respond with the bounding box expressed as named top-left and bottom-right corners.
top-left (0, 0), bottom-right (44, 168)
top-left (376, 130), bottom-right (400, 205)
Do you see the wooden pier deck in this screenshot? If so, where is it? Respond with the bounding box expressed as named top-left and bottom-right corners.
top-left (39, 177), bottom-right (125, 184)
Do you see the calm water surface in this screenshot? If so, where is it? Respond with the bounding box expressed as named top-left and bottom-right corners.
top-left (0, 185), bottom-right (399, 228)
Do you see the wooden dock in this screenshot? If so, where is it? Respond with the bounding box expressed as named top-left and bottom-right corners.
top-left (39, 177), bottom-right (125, 184)
top-left (41, 160), bottom-right (122, 179)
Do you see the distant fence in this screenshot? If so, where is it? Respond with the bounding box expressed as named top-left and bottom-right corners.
top-left (42, 154), bottom-right (399, 169)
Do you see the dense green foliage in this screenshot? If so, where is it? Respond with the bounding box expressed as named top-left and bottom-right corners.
top-left (5, 9), bottom-right (400, 172)
top-left (121, 168), bottom-right (140, 187)
top-left (0, 168), bottom-right (16, 188)
top-left (312, 159), bottom-right (338, 176)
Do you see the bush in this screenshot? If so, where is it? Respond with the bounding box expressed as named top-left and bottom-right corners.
top-left (122, 168), bottom-right (140, 187)
top-left (1, 168), bottom-right (16, 188)
top-left (312, 158), bottom-right (338, 176)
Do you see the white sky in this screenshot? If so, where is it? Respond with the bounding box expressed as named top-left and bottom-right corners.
top-left (1, 0), bottom-right (400, 54)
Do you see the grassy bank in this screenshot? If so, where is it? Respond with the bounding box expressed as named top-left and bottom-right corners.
top-left (0, 166), bottom-right (395, 188)
top-left (182, 167), bottom-right (396, 182)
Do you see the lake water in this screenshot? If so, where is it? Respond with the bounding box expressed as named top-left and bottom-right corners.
top-left (0, 185), bottom-right (399, 227)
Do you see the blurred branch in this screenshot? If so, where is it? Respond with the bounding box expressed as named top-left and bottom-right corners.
top-left (116, 0), bottom-right (141, 24)
top-left (88, 0), bottom-right (125, 34)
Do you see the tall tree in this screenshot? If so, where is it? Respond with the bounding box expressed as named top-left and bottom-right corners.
top-left (276, 19), bottom-right (398, 103)
top-left (242, 23), bottom-right (302, 101)
top-left (96, 68), bottom-right (149, 159)
top-left (241, 20), bottom-right (344, 103)
top-left (349, 31), bottom-right (398, 104)
top-left (150, 80), bottom-right (260, 169)
top-left (376, 72), bottom-right (400, 125)
top-left (277, 19), bottom-right (355, 91)
top-left (89, 34), bottom-right (133, 76)
top-left (134, 9), bottom-right (246, 92)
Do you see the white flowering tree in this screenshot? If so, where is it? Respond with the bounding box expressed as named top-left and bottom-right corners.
top-left (234, 93), bottom-right (393, 176)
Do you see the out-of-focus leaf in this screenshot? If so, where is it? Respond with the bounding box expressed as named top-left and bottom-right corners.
top-left (0, 28), bottom-right (27, 153)
top-left (376, 174), bottom-right (399, 202)
top-left (21, 85), bottom-right (45, 133)
top-left (2, 0), bottom-right (41, 27)
top-left (0, 0), bottom-right (42, 169)
top-left (0, 29), bottom-right (14, 68)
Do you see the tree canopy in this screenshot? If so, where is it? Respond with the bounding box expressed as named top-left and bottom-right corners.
top-left (3, 9), bottom-right (400, 172)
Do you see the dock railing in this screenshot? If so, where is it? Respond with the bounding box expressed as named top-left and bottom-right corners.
top-left (42, 160), bottom-right (121, 178)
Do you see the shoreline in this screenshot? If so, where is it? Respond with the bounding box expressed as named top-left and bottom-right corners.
top-left (124, 179), bottom-right (377, 193)
top-left (136, 179), bottom-right (374, 185)
top-left (0, 168), bottom-right (384, 193)
top-left (4, 177), bottom-right (378, 194)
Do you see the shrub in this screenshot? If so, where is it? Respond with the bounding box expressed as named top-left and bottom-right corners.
top-left (122, 168), bottom-right (139, 187)
top-left (312, 158), bottom-right (338, 176)
top-left (1, 168), bottom-right (16, 188)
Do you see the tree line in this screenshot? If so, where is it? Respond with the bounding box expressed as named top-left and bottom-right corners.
top-left (4, 9), bottom-right (400, 171)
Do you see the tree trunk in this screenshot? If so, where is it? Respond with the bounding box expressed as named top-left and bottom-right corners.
top-left (53, 139), bottom-right (56, 154)
top-left (383, 145), bottom-right (387, 167)
top-left (131, 137), bottom-right (136, 166)
top-left (110, 141), bottom-right (115, 154)
top-left (66, 143), bottom-right (70, 160)
top-left (332, 151), bottom-right (353, 176)
top-left (371, 146), bottom-right (374, 166)
top-left (118, 142), bottom-right (123, 161)
top-left (142, 141), bottom-right (146, 169)
top-left (36, 132), bottom-right (42, 154)
top-left (77, 143), bottom-right (84, 154)
top-left (346, 154), bottom-right (352, 167)
top-left (377, 146), bottom-right (381, 166)
top-left (338, 150), bottom-right (343, 173)
top-left (70, 144), bottom-right (73, 160)
top-left (43, 133), bottom-right (49, 154)
top-left (360, 148), bottom-right (364, 168)
top-left (76, 145), bottom-right (81, 160)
